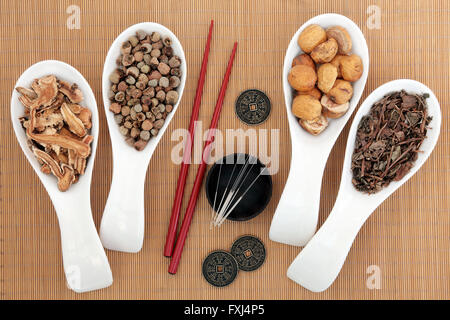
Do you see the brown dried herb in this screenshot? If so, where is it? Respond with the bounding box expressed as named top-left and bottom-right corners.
top-left (351, 90), bottom-right (432, 194)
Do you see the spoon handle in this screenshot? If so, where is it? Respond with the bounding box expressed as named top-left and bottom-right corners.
top-left (100, 155), bottom-right (147, 252)
top-left (286, 195), bottom-right (373, 292)
top-left (52, 196), bottom-right (112, 293)
top-left (269, 147), bottom-right (327, 246)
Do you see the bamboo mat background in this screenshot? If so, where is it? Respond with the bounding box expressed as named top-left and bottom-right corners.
top-left (0, 0), bottom-right (449, 300)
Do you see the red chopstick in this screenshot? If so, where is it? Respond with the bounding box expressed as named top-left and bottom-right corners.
top-left (164, 20), bottom-right (214, 257)
top-left (168, 42), bottom-right (238, 274)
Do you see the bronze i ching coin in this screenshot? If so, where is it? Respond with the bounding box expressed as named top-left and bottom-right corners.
top-left (235, 89), bottom-right (271, 125)
top-left (202, 250), bottom-right (238, 287)
top-left (231, 235), bottom-right (266, 271)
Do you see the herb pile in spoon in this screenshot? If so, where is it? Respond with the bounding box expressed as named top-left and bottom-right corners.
top-left (351, 90), bottom-right (432, 194)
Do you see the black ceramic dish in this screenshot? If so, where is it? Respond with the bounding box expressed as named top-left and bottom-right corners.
top-left (205, 153), bottom-right (272, 221)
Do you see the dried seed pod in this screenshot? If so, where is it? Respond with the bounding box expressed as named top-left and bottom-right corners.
top-left (136, 112), bottom-right (146, 122)
top-left (114, 114), bottom-right (123, 124)
top-left (169, 76), bottom-right (180, 88)
top-left (156, 90), bottom-right (166, 102)
top-left (122, 54), bottom-right (135, 67)
top-left (117, 81), bottom-right (128, 92)
top-left (165, 90), bottom-right (179, 105)
top-left (136, 30), bottom-right (147, 41)
top-left (141, 119), bottom-right (153, 131)
top-left (130, 127), bottom-right (141, 138)
top-left (125, 137), bottom-right (136, 146)
top-left (108, 89), bottom-right (115, 100)
top-left (131, 88), bottom-right (142, 99)
top-left (143, 54), bottom-right (151, 65)
top-left (171, 68), bottom-right (181, 77)
top-left (159, 55), bottom-right (169, 64)
top-left (136, 81), bottom-right (146, 91)
top-left (109, 102), bottom-right (122, 114)
top-left (150, 49), bottom-right (161, 58)
top-left (142, 87), bottom-right (155, 97)
top-left (130, 108), bottom-right (138, 120)
top-left (109, 70), bottom-right (122, 84)
top-left (134, 51), bottom-right (144, 62)
top-left (119, 126), bottom-right (129, 136)
top-left (158, 104), bottom-right (166, 113)
top-left (125, 75), bottom-right (136, 85)
top-left (138, 73), bottom-right (148, 83)
top-left (140, 64), bottom-right (150, 74)
top-left (126, 66), bottom-right (140, 78)
top-left (162, 46), bottom-right (173, 57)
top-left (166, 104), bottom-right (173, 113)
top-left (163, 37), bottom-right (172, 47)
top-left (137, 61), bottom-right (145, 69)
top-left (154, 119), bottom-right (165, 129)
top-left (134, 139), bottom-right (148, 151)
top-left (140, 130), bottom-right (151, 141)
top-left (159, 77), bottom-right (169, 88)
top-left (168, 56), bottom-right (181, 68)
top-left (142, 104), bottom-right (149, 112)
top-left (141, 43), bottom-right (152, 54)
top-left (133, 104), bottom-right (143, 113)
top-left (150, 128), bottom-right (159, 136)
top-left (297, 87), bottom-right (322, 100)
top-left (128, 35), bottom-right (139, 47)
top-left (121, 106), bottom-right (131, 116)
top-left (121, 41), bottom-right (132, 54)
top-left (148, 79), bottom-right (158, 87)
top-left (158, 62), bottom-right (170, 75)
top-left (115, 91), bottom-right (125, 102)
top-left (124, 121), bottom-right (133, 129)
top-left (149, 70), bottom-right (162, 80)
top-left (151, 32), bottom-right (161, 42)
top-left (151, 98), bottom-right (159, 108)
top-left (152, 40), bottom-right (163, 49)
top-left (147, 57), bottom-right (157, 69)
top-left (330, 54), bottom-right (346, 78)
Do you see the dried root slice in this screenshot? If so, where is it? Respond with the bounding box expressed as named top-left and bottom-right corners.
top-left (16, 87), bottom-right (38, 100)
top-left (321, 95), bottom-right (350, 118)
top-left (33, 147), bottom-right (75, 192)
top-left (61, 103), bottom-right (87, 137)
top-left (299, 114), bottom-right (329, 135)
top-left (58, 80), bottom-right (83, 103)
top-left (31, 75), bottom-right (58, 108)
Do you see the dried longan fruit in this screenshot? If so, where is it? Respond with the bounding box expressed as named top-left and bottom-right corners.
top-left (288, 65), bottom-right (317, 92)
top-left (330, 54), bottom-right (346, 78)
top-left (326, 26), bottom-right (352, 55)
top-left (321, 95), bottom-right (349, 118)
top-left (297, 87), bottom-right (322, 100)
top-left (310, 38), bottom-right (338, 64)
top-left (340, 54), bottom-right (363, 82)
top-left (297, 24), bottom-right (327, 53)
top-left (299, 114), bottom-right (329, 135)
top-left (292, 94), bottom-right (322, 121)
top-left (292, 53), bottom-right (315, 69)
top-left (327, 79), bottom-right (353, 104)
top-left (317, 63), bottom-right (338, 93)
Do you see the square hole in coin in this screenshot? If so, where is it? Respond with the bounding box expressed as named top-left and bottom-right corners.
top-left (244, 249), bottom-right (253, 258)
top-left (216, 265), bottom-right (224, 273)
top-left (249, 103), bottom-right (257, 111)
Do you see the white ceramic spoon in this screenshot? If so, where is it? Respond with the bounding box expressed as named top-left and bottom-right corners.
top-left (269, 14), bottom-right (370, 247)
top-left (11, 60), bottom-right (113, 293)
top-left (100, 23), bottom-right (187, 253)
top-left (287, 79), bottom-right (441, 292)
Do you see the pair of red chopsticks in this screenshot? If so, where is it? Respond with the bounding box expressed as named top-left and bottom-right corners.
top-left (164, 20), bottom-right (238, 274)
